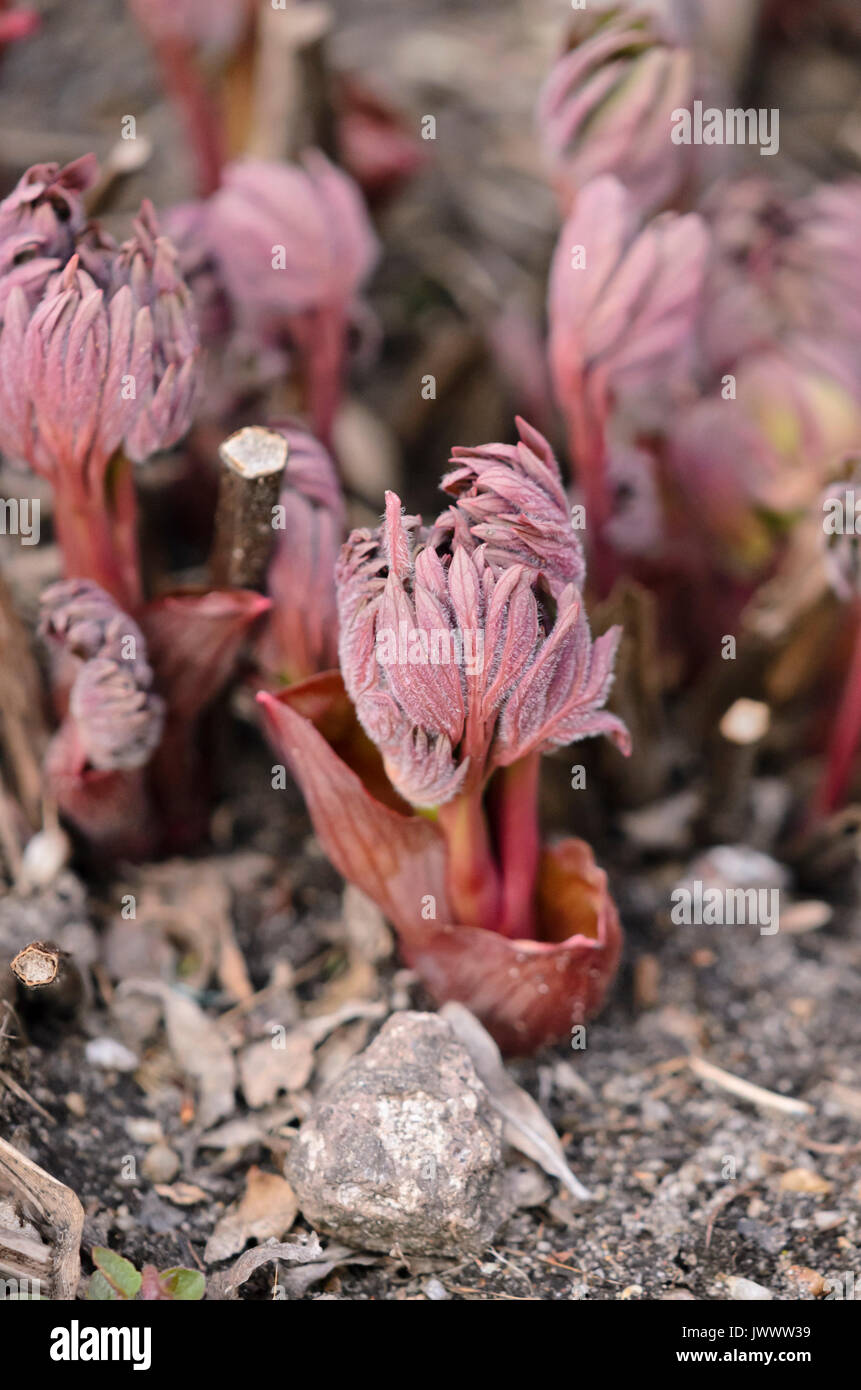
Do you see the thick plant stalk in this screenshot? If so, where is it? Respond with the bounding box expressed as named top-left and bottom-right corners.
top-left (437, 788), bottom-right (502, 934)
top-left (816, 602), bottom-right (861, 815)
top-left (51, 458), bottom-right (142, 614)
top-left (295, 304), bottom-right (346, 449)
top-left (567, 378), bottom-right (618, 598)
top-left (492, 753), bottom-right (541, 940)
top-left (152, 34), bottom-right (226, 197)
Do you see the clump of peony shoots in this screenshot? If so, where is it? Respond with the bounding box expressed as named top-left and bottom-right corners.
top-left (259, 419), bottom-right (630, 1053)
top-left (0, 164), bottom-right (200, 613)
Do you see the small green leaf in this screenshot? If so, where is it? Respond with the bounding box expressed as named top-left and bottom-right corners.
top-left (159, 1267), bottom-right (206, 1301)
top-left (87, 1271), bottom-right (119, 1301)
top-left (89, 1247), bottom-right (142, 1301)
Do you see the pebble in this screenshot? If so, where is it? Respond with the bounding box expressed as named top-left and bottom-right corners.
top-left (778, 1168), bottom-right (831, 1195)
top-left (125, 1117), bottom-right (163, 1144)
top-left (85, 1037), bottom-right (138, 1072)
top-left (142, 1144), bottom-right (181, 1184)
top-left (726, 1276), bottom-right (773, 1301)
top-left (286, 1012), bottom-right (506, 1256)
top-left (784, 1266), bottom-right (826, 1298)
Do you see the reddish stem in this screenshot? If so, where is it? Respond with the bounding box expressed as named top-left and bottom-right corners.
top-left (153, 36), bottom-right (226, 197)
top-left (294, 305), bottom-right (346, 450)
top-left (568, 373), bottom-right (618, 597)
top-left (491, 753), bottom-right (541, 940)
top-left (438, 787), bottom-right (502, 933)
top-left (815, 603), bottom-right (861, 815)
top-left (52, 458), bottom-right (142, 614)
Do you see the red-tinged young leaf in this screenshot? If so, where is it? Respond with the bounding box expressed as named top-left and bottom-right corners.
top-left (276, 669), bottom-right (411, 812)
top-left (140, 1264), bottom-right (205, 1300)
top-left (158, 1266), bottom-right (206, 1300)
top-left (143, 588), bottom-right (271, 723)
top-left (257, 688), bottom-right (452, 928)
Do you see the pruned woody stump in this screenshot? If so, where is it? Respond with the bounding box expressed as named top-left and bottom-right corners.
top-left (212, 426), bottom-right (290, 589)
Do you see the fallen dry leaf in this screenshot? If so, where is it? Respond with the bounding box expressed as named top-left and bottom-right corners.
top-left (205, 1167), bottom-right (298, 1264)
top-left (154, 1182), bottom-right (209, 1206)
top-left (440, 1002), bottom-right (592, 1201)
top-left (239, 1032), bottom-right (314, 1107)
top-left (119, 980), bottom-right (237, 1129)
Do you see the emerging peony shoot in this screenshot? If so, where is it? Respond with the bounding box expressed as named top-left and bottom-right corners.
top-left (259, 420), bottom-right (630, 1052)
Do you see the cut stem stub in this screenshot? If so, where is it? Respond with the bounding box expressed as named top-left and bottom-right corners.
top-left (211, 427), bottom-right (289, 590)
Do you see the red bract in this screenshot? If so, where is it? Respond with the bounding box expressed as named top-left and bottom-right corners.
top-left (258, 423), bottom-right (345, 685)
top-left (699, 177), bottom-right (861, 390)
top-left (258, 679), bottom-right (622, 1055)
top-left (259, 419), bottom-right (629, 1054)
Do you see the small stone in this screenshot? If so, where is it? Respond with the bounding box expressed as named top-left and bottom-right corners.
top-left (620, 1284), bottom-right (643, 1299)
top-left (85, 1037), bottom-right (138, 1072)
top-left (142, 1144), bottom-right (180, 1184)
top-left (65, 1092), bottom-right (86, 1119)
top-left (814, 1210), bottom-right (846, 1232)
top-left (20, 827), bottom-right (71, 888)
top-left (726, 1276), bottom-right (773, 1301)
top-left (423, 1277), bottom-right (450, 1301)
top-left (286, 1012), bottom-right (506, 1256)
top-left (784, 1266), bottom-right (826, 1298)
top-left (125, 1117), bottom-right (163, 1145)
top-left (778, 1168), bottom-right (832, 1195)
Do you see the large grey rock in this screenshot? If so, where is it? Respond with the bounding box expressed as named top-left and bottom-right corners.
top-left (286, 1012), bottom-right (506, 1256)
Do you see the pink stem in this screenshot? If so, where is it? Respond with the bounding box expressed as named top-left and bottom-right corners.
top-left (299, 305), bottom-right (346, 450)
top-left (52, 459), bottom-right (142, 614)
top-left (568, 373), bottom-right (618, 597)
top-left (438, 787), bottom-right (502, 933)
top-left (815, 603), bottom-right (861, 816)
top-left (153, 35), bottom-right (225, 198)
top-left (491, 753), bottom-right (541, 940)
